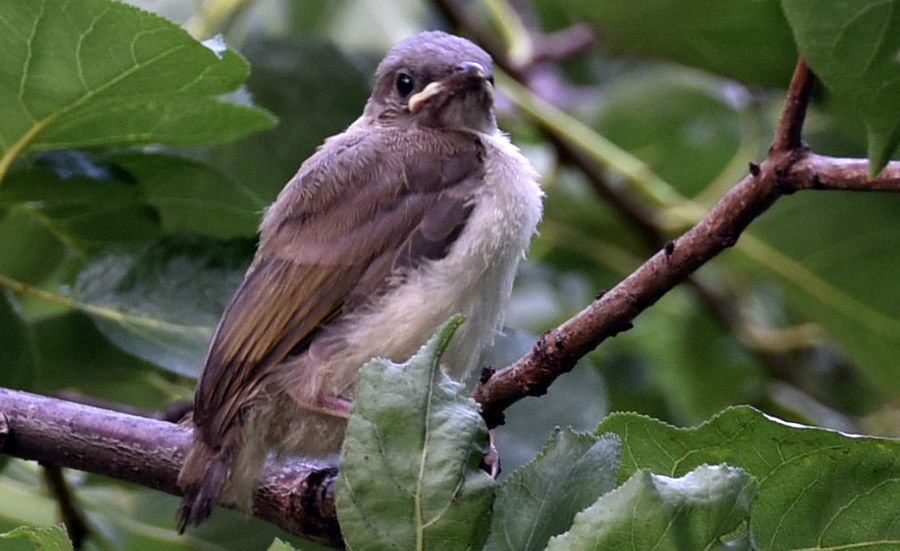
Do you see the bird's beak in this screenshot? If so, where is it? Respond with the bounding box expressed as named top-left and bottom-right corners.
top-left (408, 62), bottom-right (492, 114)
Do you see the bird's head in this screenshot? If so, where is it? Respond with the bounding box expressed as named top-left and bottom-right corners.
top-left (365, 31), bottom-right (496, 133)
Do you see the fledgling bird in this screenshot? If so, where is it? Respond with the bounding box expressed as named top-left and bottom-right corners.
top-left (176, 30), bottom-right (543, 530)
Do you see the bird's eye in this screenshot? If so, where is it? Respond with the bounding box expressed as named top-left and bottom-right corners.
top-left (395, 73), bottom-right (414, 97)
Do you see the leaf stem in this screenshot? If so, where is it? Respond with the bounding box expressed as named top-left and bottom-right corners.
top-left (481, 0), bottom-right (532, 67)
top-left (0, 118), bottom-right (51, 189)
top-left (0, 272), bottom-right (211, 336)
top-left (738, 234), bottom-right (900, 340)
top-left (17, 205), bottom-right (86, 258)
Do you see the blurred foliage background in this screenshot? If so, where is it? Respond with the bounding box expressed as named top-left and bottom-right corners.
top-left (0, 0), bottom-right (898, 549)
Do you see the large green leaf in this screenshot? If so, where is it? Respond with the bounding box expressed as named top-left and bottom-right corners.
top-left (752, 444), bottom-right (900, 549)
top-left (782, 0), bottom-right (900, 175)
top-left (0, 0), bottom-right (275, 175)
top-left (106, 152), bottom-right (264, 239)
top-left (616, 288), bottom-right (764, 425)
top-left (1, 147), bottom-right (261, 261)
top-left (0, 463), bottom-right (57, 531)
top-left (747, 191), bottom-right (900, 397)
top-left (29, 312), bottom-right (172, 407)
top-left (0, 164), bottom-right (161, 251)
top-left (336, 317), bottom-right (494, 551)
top-left (595, 70), bottom-right (746, 198)
top-left (73, 236), bottom-right (251, 377)
top-left (597, 406), bottom-right (900, 549)
top-left (0, 206), bottom-right (68, 285)
top-left (0, 291), bottom-right (171, 406)
top-left (546, 464), bottom-right (755, 551)
top-left (0, 524), bottom-right (73, 551)
top-left (483, 429), bottom-right (620, 551)
top-left (566, 0), bottom-right (797, 87)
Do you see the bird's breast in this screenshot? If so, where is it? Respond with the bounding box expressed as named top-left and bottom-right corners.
top-left (321, 130), bottom-right (543, 394)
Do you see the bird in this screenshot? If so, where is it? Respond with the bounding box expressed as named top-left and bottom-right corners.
top-left (176, 30), bottom-right (543, 530)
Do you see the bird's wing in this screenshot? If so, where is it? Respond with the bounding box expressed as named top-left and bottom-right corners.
top-left (192, 128), bottom-right (485, 444)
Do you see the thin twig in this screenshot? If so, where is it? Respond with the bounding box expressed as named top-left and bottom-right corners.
top-left (41, 465), bottom-right (90, 548)
top-left (772, 58), bottom-right (816, 153)
top-left (528, 24), bottom-right (596, 67)
top-left (786, 154), bottom-right (900, 191)
top-left (432, 0), bottom-right (513, 73)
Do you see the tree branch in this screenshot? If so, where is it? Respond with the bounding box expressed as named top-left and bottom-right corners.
top-left (472, 54), bottom-right (893, 426)
top-left (3, 154), bottom-right (894, 541)
top-left (787, 154), bottom-right (900, 191)
top-left (2, 9), bottom-right (899, 543)
top-left (0, 388), bottom-right (342, 547)
top-left (475, 152), bottom-right (785, 425)
top-left (772, 58), bottom-right (816, 153)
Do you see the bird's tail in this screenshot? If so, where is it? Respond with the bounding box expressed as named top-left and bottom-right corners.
top-left (176, 436), bottom-right (234, 533)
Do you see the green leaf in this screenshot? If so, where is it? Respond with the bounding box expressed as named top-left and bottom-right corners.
top-left (752, 444), bottom-right (900, 549)
top-left (781, 0), bottom-right (900, 175)
top-left (483, 429), bottom-right (620, 551)
top-left (0, 470), bottom-right (57, 532)
top-left (597, 406), bottom-right (886, 481)
top-left (747, 192), bottom-right (900, 397)
top-left (0, 462), bottom-right (59, 533)
top-left (1, 164), bottom-right (161, 252)
top-left (0, 524), bottom-right (73, 551)
top-left (618, 288), bottom-right (764, 424)
top-left (0, 288), bottom-right (173, 405)
top-left (0, 0), bottom-right (275, 176)
top-left (597, 406), bottom-right (900, 549)
top-left (73, 236), bottom-right (251, 377)
top-left (106, 152), bottom-right (264, 239)
top-left (0, 292), bottom-right (34, 390)
top-left (569, 0), bottom-right (797, 87)
top-left (546, 464), bottom-right (756, 551)
top-left (596, 70), bottom-right (745, 198)
top-left (268, 538), bottom-right (299, 551)
top-left (0, 207), bottom-right (67, 285)
top-left (29, 312), bottom-right (171, 407)
top-left (336, 316), bottom-right (494, 551)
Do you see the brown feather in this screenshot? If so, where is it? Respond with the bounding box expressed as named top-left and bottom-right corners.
top-left (190, 126), bottom-right (485, 451)
top-left (177, 31), bottom-right (516, 529)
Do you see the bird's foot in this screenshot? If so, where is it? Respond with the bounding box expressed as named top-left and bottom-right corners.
top-left (295, 395), bottom-right (352, 419)
top-left (479, 429), bottom-right (501, 479)
top-left (318, 395), bottom-right (352, 417)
